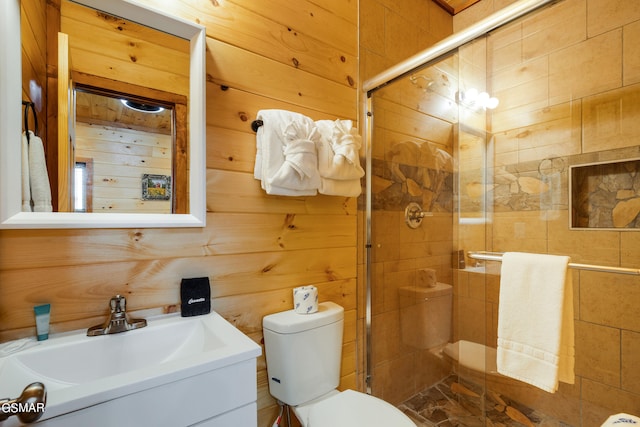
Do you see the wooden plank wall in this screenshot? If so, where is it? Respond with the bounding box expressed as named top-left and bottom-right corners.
top-left (75, 122), bottom-right (173, 213)
top-left (3, 1), bottom-right (358, 426)
top-left (61, 0), bottom-right (190, 97)
top-left (20, 0), bottom-right (48, 150)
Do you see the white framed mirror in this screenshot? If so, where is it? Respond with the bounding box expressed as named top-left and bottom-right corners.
top-left (0, 0), bottom-right (206, 228)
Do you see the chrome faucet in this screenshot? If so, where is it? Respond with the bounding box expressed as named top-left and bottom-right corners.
top-left (87, 295), bottom-right (147, 336)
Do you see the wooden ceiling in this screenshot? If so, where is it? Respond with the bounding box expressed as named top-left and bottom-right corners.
top-left (433, 0), bottom-right (482, 15)
top-left (75, 91), bottom-right (173, 135)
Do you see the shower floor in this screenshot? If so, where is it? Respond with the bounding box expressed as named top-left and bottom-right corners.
top-left (398, 375), bottom-right (570, 427)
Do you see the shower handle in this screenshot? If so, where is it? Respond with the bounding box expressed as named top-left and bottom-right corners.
top-left (404, 202), bottom-right (432, 228)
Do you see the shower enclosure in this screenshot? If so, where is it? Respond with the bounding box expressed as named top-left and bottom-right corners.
top-left (364, 0), bottom-right (640, 425)
top-left (366, 33), bottom-right (498, 425)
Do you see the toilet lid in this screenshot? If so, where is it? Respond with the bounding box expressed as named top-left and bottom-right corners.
top-left (296, 389), bottom-right (416, 427)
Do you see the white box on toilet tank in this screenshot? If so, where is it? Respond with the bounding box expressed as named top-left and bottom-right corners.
top-left (262, 302), bottom-right (344, 407)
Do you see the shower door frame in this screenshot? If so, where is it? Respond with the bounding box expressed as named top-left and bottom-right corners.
top-left (361, 0), bottom-right (558, 394)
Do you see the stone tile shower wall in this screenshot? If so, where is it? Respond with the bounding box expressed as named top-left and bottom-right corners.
top-left (454, 0), bottom-right (640, 425)
top-left (371, 142), bottom-right (454, 213)
top-left (571, 157), bottom-right (640, 229)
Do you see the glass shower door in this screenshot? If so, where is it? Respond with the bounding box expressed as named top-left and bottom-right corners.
top-left (368, 51), bottom-right (460, 405)
top-left (367, 34), bottom-right (494, 425)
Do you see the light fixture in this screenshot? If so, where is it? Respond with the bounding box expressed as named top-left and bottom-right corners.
top-left (120, 99), bottom-right (165, 113)
top-left (456, 88), bottom-right (499, 110)
top-left (485, 96), bottom-right (500, 110)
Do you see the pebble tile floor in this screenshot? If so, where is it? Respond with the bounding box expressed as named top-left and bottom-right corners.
top-left (398, 375), bottom-right (571, 427)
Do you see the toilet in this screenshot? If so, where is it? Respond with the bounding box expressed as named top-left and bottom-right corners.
top-left (399, 282), bottom-right (452, 349)
top-left (262, 301), bottom-right (416, 427)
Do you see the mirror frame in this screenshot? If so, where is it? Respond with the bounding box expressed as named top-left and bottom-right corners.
top-left (0, 0), bottom-right (206, 228)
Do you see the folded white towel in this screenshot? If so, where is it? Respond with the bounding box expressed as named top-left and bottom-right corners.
top-left (254, 110), bottom-right (319, 196)
top-left (318, 177), bottom-right (362, 197)
top-left (21, 132), bottom-right (32, 212)
top-left (27, 133), bottom-right (53, 212)
top-left (316, 120), bottom-right (364, 180)
top-left (315, 119), bottom-right (364, 196)
top-left (268, 120), bottom-right (320, 191)
top-left (497, 252), bottom-right (575, 393)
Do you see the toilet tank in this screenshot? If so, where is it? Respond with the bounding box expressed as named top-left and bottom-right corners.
top-left (399, 283), bottom-right (452, 349)
top-left (262, 302), bottom-right (344, 406)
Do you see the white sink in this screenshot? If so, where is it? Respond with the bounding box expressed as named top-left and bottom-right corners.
top-left (0, 311), bottom-right (261, 426)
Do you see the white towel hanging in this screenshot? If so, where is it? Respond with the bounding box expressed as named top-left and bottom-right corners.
top-left (254, 109), bottom-right (320, 196)
top-left (23, 130), bottom-right (53, 212)
top-left (497, 252), bottom-right (575, 393)
top-left (21, 132), bottom-right (32, 212)
top-left (315, 119), bottom-right (364, 197)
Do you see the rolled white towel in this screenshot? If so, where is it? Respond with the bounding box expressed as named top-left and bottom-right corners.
top-left (268, 120), bottom-right (320, 191)
top-left (315, 119), bottom-right (364, 196)
top-left (329, 120), bottom-right (364, 179)
top-left (318, 178), bottom-right (361, 197)
top-left (254, 110), bottom-right (320, 196)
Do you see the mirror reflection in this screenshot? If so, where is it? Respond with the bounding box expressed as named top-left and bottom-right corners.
top-left (22, 0), bottom-right (190, 215)
top-left (74, 88), bottom-right (175, 213)
top-left (4, 0), bottom-right (205, 228)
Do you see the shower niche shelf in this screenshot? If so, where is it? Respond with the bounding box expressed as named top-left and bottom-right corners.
top-left (570, 158), bottom-right (640, 230)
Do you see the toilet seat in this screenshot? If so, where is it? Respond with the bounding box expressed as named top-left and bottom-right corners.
top-left (293, 389), bottom-right (416, 427)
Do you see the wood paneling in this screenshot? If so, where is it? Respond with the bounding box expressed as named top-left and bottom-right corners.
top-left (75, 91), bottom-right (173, 135)
top-left (136, 0), bottom-right (357, 88)
top-left (21, 0), bottom-right (47, 102)
top-left (21, 0), bottom-right (51, 203)
top-left (75, 122), bottom-right (173, 213)
top-left (61, 0), bottom-right (190, 96)
top-left (5, 2), bottom-right (359, 426)
top-left (206, 38), bottom-right (356, 120)
top-left (57, 32), bottom-right (72, 211)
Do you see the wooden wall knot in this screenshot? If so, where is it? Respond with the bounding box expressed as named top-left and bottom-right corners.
top-left (96, 11), bottom-right (120, 23)
top-left (325, 267), bottom-right (338, 281)
top-left (283, 213), bottom-right (296, 230)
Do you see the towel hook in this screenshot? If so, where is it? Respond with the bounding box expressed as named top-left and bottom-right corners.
top-left (22, 101), bottom-right (38, 143)
top-left (251, 119), bottom-right (263, 132)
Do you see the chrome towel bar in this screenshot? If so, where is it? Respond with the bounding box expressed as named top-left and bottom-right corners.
top-left (467, 251), bottom-right (640, 276)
